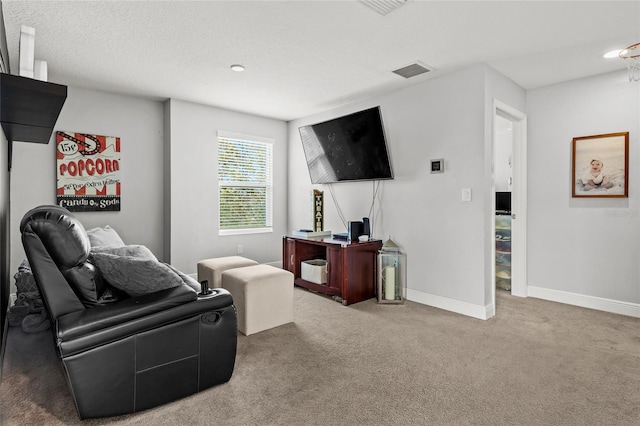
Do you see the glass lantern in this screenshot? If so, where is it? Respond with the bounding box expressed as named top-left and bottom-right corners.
top-left (377, 237), bottom-right (406, 304)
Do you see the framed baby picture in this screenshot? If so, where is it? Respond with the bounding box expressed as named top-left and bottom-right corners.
top-left (572, 132), bottom-right (629, 198)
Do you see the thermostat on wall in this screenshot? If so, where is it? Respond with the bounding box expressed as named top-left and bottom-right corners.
top-left (430, 158), bottom-right (444, 174)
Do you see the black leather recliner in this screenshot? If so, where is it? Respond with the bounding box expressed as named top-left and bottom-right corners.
top-left (20, 205), bottom-right (237, 419)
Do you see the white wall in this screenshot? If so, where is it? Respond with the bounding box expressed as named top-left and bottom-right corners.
top-left (527, 70), bottom-right (640, 312)
top-left (166, 99), bottom-right (288, 274)
top-left (289, 66), bottom-right (525, 318)
top-left (9, 87), bottom-right (288, 291)
top-left (10, 86), bottom-right (165, 284)
top-left (0, 2), bottom-right (10, 373)
top-left (494, 116), bottom-right (513, 192)
top-left (10, 64), bottom-right (636, 319)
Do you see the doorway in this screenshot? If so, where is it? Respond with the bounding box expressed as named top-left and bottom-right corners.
top-left (492, 100), bottom-right (527, 311)
top-left (494, 115), bottom-right (512, 292)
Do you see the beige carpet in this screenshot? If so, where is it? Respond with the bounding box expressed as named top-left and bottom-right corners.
top-left (1, 288), bottom-right (638, 425)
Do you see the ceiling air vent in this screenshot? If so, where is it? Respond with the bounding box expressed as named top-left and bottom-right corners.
top-left (392, 62), bottom-right (432, 79)
top-left (360, 0), bottom-right (411, 16)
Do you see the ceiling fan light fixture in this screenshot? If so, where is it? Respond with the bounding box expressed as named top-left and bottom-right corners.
top-left (603, 49), bottom-right (625, 59)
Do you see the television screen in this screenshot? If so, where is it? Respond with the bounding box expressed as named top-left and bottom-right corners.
top-left (299, 107), bottom-right (393, 184)
top-left (496, 191), bottom-right (511, 214)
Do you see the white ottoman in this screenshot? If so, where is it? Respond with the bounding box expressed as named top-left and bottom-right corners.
top-left (197, 256), bottom-right (258, 289)
top-left (222, 264), bottom-right (294, 336)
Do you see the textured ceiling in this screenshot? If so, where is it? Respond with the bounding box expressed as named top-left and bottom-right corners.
top-left (2, 0), bottom-right (639, 121)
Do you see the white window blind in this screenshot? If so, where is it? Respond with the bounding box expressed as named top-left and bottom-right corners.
top-left (218, 132), bottom-right (273, 235)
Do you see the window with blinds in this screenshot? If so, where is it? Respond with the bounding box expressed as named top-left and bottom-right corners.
top-left (218, 132), bottom-right (273, 235)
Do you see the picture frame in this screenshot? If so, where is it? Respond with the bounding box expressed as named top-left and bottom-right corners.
top-left (56, 131), bottom-right (122, 211)
top-left (572, 132), bottom-right (629, 198)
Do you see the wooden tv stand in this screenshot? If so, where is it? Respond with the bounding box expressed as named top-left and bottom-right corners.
top-left (282, 236), bottom-right (382, 305)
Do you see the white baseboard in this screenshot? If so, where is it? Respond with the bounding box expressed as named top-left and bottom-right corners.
top-left (406, 288), bottom-right (493, 320)
top-left (406, 286), bottom-right (640, 319)
top-left (528, 286), bottom-right (640, 318)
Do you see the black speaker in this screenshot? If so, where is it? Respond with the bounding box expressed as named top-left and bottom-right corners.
top-left (362, 217), bottom-right (370, 236)
top-left (348, 221), bottom-right (363, 242)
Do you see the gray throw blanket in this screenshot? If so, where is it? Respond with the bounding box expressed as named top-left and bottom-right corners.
top-left (7, 260), bottom-right (51, 333)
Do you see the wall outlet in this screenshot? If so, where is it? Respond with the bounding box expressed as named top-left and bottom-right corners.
top-left (237, 244), bottom-right (243, 254)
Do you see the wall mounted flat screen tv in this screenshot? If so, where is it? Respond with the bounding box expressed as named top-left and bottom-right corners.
top-left (299, 106), bottom-right (393, 184)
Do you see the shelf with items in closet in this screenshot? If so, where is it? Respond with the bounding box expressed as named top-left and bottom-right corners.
top-left (495, 214), bottom-right (511, 291)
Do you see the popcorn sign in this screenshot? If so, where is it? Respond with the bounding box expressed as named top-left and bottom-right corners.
top-left (56, 131), bottom-right (121, 212)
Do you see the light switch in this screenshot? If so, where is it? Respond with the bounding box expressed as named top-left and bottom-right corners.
top-left (462, 188), bottom-right (472, 202)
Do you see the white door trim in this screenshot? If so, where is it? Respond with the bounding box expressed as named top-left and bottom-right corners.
top-left (492, 100), bottom-right (528, 305)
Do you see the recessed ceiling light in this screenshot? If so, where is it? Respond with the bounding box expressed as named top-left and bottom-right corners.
top-left (603, 49), bottom-right (626, 59)
top-left (230, 64), bottom-right (245, 72)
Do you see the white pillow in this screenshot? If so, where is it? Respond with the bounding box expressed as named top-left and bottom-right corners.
top-left (86, 225), bottom-right (125, 247)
